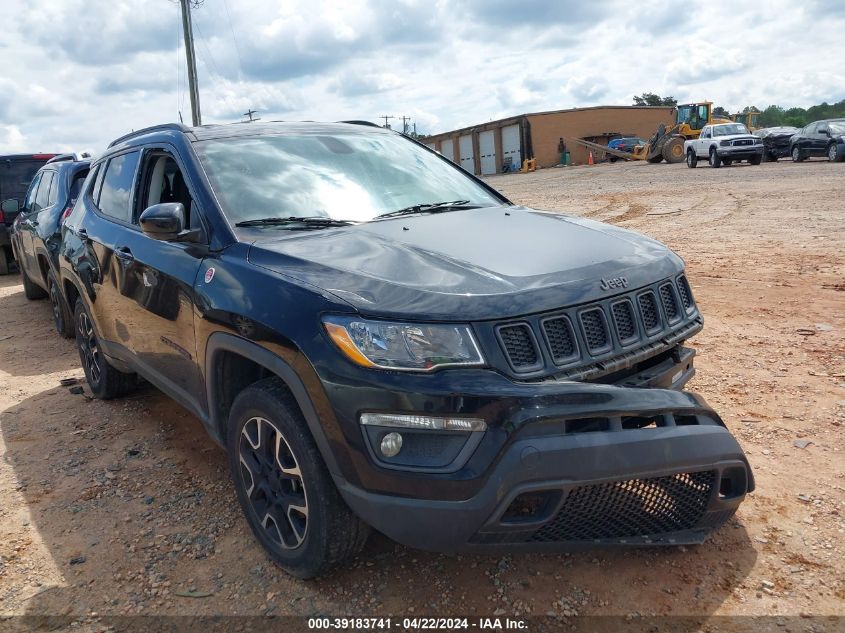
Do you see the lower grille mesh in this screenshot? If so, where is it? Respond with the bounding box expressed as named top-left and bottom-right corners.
top-left (530, 471), bottom-right (715, 542)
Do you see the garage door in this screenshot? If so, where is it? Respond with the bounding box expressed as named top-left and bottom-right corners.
top-left (479, 130), bottom-right (496, 175)
top-left (459, 135), bottom-right (474, 172)
top-left (440, 138), bottom-right (454, 162)
top-left (501, 124), bottom-right (521, 172)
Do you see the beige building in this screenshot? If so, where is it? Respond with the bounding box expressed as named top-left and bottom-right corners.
top-left (422, 105), bottom-right (674, 174)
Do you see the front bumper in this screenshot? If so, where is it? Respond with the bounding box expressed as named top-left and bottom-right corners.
top-left (322, 348), bottom-right (753, 552)
top-left (717, 145), bottom-right (763, 159)
top-left (339, 422), bottom-right (751, 552)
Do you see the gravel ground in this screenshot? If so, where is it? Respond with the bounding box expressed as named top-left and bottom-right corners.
top-left (1, 158), bottom-right (843, 631)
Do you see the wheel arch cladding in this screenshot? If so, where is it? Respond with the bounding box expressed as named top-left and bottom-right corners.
top-left (204, 332), bottom-right (343, 477)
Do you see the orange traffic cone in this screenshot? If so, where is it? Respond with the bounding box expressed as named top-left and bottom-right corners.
top-left (588, 151), bottom-right (594, 166)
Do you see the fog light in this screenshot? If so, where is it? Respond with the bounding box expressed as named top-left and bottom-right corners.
top-left (360, 412), bottom-right (486, 432)
top-left (380, 432), bottom-right (403, 457)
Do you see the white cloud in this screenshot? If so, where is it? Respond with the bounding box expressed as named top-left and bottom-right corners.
top-left (0, 0), bottom-right (843, 154)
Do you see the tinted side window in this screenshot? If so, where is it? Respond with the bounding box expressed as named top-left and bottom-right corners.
top-left (69, 169), bottom-right (89, 203)
top-left (98, 152), bottom-right (141, 223)
top-left (34, 171), bottom-right (54, 212)
top-left (47, 171), bottom-right (59, 205)
top-left (66, 166), bottom-right (98, 228)
top-left (23, 173), bottom-right (42, 212)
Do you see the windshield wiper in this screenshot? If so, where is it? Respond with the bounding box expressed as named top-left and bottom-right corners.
top-left (375, 200), bottom-right (477, 219)
top-left (235, 216), bottom-right (354, 229)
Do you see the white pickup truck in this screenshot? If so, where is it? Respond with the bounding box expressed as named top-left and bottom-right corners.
top-left (684, 123), bottom-right (764, 168)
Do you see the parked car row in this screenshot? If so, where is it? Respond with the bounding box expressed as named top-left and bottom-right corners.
top-left (683, 118), bottom-right (845, 168)
top-left (4, 120), bottom-right (754, 578)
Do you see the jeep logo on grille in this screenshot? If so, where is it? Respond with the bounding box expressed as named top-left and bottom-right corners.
top-left (600, 276), bottom-right (629, 291)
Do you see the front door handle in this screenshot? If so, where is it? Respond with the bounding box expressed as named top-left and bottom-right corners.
top-left (114, 246), bottom-right (134, 262)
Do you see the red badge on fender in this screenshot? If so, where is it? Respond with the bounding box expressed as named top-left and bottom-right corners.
top-left (205, 267), bottom-right (215, 283)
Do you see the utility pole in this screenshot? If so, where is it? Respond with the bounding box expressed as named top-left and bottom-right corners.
top-left (379, 115), bottom-right (395, 129)
top-left (243, 109), bottom-right (260, 122)
top-left (400, 115), bottom-right (411, 134)
top-left (179, 0), bottom-right (202, 126)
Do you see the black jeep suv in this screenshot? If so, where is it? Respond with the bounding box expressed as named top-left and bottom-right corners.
top-left (58, 121), bottom-right (753, 578)
top-left (11, 154), bottom-right (91, 336)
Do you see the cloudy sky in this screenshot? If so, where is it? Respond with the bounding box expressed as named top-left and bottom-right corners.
top-left (2, 0), bottom-right (844, 155)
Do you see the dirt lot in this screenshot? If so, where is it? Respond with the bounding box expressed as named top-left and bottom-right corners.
top-left (1, 158), bottom-right (843, 630)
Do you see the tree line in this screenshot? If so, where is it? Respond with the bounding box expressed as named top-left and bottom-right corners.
top-left (633, 93), bottom-right (845, 128)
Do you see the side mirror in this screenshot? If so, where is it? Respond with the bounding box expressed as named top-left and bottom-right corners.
top-left (139, 203), bottom-right (186, 241)
top-left (1, 198), bottom-right (19, 214)
top-left (818, 128), bottom-right (830, 136)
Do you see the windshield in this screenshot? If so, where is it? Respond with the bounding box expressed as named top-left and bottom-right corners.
top-left (194, 132), bottom-right (502, 225)
top-left (712, 124), bottom-right (749, 136)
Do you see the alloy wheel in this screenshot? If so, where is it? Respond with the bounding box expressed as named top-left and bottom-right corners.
top-left (239, 416), bottom-right (309, 549)
top-left (829, 145), bottom-right (838, 161)
top-left (49, 281), bottom-right (63, 331)
top-left (77, 311), bottom-right (101, 384)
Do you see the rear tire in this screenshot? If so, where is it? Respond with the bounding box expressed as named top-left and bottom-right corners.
top-left (227, 378), bottom-right (369, 579)
top-left (686, 149), bottom-right (697, 168)
top-left (0, 248), bottom-right (9, 276)
top-left (48, 269), bottom-right (74, 338)
top-left (74, 299), bottom-right (136, 399)
top-left (21, 266), bottom-right (47, 299)
top-left (708, 148), bottom-right (722, 168)
top-left (722, 159), bottom-right (733, 166)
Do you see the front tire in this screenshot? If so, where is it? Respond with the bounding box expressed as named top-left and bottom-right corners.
top-left (791, 146), bottom-right (804, 162)
top-left (662, 136), bottom-right (685, 163)
top-left (686, 149), bottom-right (697, 168)
top-left (228, 378), bottom-right (369, 579)
top-left (750, 154), bottom-right (762, 165)
top-left (74, 299), bottom-right (136, 399)
top-left (48, 270), bottom-right (74, 338)
top-left (709, 148), bottom-right (722, 168)
top-left (828, 143), bottom-right (842, 162)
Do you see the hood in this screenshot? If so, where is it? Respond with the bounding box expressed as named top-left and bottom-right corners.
top-left (245, 207), bottom-right (684, 320)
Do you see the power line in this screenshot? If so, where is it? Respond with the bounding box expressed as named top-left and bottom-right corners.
top-left (222, 0), bottom-right (245, 80)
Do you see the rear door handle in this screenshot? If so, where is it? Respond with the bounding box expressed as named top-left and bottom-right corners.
top-left (114, 246), bottom-right (134, 262)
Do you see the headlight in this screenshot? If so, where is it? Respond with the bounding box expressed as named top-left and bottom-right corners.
top-left (719, 140), bottom-right (731, 146)
top-left (323, 316), bottom-right (484, 371)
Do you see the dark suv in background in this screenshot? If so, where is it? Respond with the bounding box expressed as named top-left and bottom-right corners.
top-left (58, 121), bottom-right (753, 578)
top-left (1, 153), bottom-right (58, 274)
top-left (11, 154), bottom-right (91, 335)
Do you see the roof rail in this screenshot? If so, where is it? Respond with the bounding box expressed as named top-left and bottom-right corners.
top-left (107, 123), bottom-right (192, 148)
top-left (339, 120), bottom-right (382, 128)
top-left (46, 153), bottom-right (84, 164)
